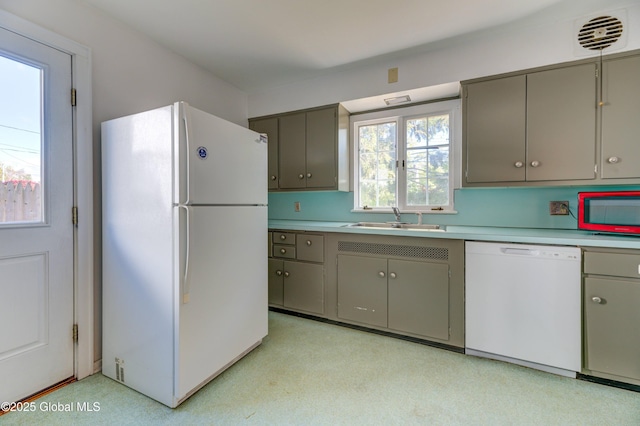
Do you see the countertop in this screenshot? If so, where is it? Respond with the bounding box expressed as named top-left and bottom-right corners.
top-left (268, 220), bottom-right (640, 249)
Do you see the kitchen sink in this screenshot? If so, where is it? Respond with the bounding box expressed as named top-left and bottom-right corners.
top-left (344, 222), bottom-right (445, 231)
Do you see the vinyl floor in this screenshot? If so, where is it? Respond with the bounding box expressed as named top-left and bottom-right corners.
top-left (2, 311), bottom-right (640, 425)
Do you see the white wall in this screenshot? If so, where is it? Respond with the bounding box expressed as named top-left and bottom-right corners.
top-left (0, 0), bottom-right (250, 366)
top-left (248, 0), bottom-right (640, 117)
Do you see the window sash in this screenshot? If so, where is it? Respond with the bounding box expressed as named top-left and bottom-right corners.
top-left (352, 100), bottom-right (458, 212)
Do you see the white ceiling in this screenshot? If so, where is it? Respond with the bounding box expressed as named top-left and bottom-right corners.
top-left (82, 0), bottom-right (567, 95)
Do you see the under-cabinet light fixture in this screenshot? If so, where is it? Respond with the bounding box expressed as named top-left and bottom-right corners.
top-left (384, 95), bottom-right (411, 106)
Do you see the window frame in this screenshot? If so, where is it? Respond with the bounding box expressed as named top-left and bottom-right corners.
top-left (351, 99), bottom-right (461, 214)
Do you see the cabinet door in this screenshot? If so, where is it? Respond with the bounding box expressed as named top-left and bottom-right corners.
top-left (527, 64), bottom-right (596, 181)
top-left (585, 277), bottom-right (640, 381)
top-left (306, 107), bottom-right (336, 188)
top-left (268, 259), bottom-right (284, 306)
top-left (601, 55), bottom-right (640, 179)
top-left (283, 261), bottom-right (324, 314)
top-left (279, 112), bottom-right (306, 189)
top-left (465, 75), bottom-right (526, 183)
top-left (296, 234), bottom-right (324, 262)
top-left (249, 117), bottom-right (279, 190)
top-left (337, 255), bottom-right (387, 327)
top-left (388, 260), bottom-right (449, 340)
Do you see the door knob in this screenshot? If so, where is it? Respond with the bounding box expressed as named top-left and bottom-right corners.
top-left (530, 160), bottom-right (540, 167)
top-left (306, 240), bottom-right (312, 246)
top-left (307, 173), bottom-right (312, 178)
top-left (270, 175), bottom-right (277, 181)
top-left (389, 272), bottom-right (397, 279)
top-left (378, 271), bottom-right (385, 278)
top-left (607, 156), bottom-right (620, 164)
top-left (514, 161), bottom-right (524, 168)
top-left (284, 271), bottom-right (290, 278)
top-left (592, 296), bottom-right (603, 304)
top-left (276, 270), bottom-right (283, 276)
top-left (298, 174), bottom-right (304, 179)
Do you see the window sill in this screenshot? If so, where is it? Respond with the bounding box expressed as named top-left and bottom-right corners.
top-left (351, 208), bottom-right (458, 215)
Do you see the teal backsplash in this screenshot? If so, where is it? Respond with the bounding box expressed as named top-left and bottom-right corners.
top-left (268, 185), bottom-right (640, 229)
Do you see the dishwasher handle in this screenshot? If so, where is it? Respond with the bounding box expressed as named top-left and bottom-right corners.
top-left (500, 247), bottom-right (540, 256)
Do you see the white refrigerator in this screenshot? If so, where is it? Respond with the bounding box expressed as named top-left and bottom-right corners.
top-left (101, 102), bottom-right (268, 408)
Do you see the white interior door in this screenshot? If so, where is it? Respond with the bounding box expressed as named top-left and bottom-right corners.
top-left (0, 27), bottom-right (74, 403)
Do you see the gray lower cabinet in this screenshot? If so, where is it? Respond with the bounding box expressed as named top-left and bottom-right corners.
top-left (337, 255), bottom-right (388, 327)
top-left (387, 259), bottom-right (449, 341)
top-left (282, 261), bottom-right (324, 314)
top-left (583, 248), bottom-right (640, 385)
top-left (268, 231), bottom-right (325, 315)
top-left (337, 256), bottom-right (449, 341)
top-left (330, 234), bottom-right (464, 348)
top-left (268, 258), bottom-right (285, 306)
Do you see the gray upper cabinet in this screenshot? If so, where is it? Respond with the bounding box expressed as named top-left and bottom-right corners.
top-left (526, 64), bottom-right (596, 181)
top-left (306, 107), bottom-right (339, 189)
top-left (279, 112), bottom-right (307, 189)
top-left (601, 54), bottom-right (640, 179)
top-left (250, 104), bottom-right (349, 192)
top-left (463, 62), bottom-right (597, 186)
top-left (465, 75), bottom-right (526, 183)
top-left (249, 117), bottom-right (279, 190)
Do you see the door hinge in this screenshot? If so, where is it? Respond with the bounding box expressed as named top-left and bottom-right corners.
top-left (72, 324), bottom-right (78, 343)
top-left (71, 88), bottom-right (77, 106)
top-left (72, 206), bottom-right (78, 225)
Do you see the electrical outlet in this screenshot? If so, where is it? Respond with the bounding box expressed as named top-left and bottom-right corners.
top-left (294, 201), bottom-right (301, 212)
top-left (549, 201), bottom-right (569, 215)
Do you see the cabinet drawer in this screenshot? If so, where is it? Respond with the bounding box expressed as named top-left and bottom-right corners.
top-left (273, 245), bottom-right (296, 259)
top-left (584, 252), bottom-right (640, 279)
top-left (296, 234), bottom-right (324, 262)
top-left (272, 232), bottom-right (296, 245)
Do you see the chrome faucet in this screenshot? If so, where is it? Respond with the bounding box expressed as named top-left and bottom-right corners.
top-left (391, 207), bottom-right (401, 222)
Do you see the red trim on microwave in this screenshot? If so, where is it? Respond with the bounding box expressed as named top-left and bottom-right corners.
top-left (578, 191), bottom-right (640, 235)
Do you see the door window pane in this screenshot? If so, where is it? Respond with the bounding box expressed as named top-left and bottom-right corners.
top-left (0, 55), bottom-right (42, 223)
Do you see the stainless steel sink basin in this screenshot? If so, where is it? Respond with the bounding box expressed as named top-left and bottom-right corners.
top-left (344, 222), bottom-right (445, 231)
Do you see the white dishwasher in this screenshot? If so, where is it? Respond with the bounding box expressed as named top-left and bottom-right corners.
top-left (465, 241), bottom-right (581, 377)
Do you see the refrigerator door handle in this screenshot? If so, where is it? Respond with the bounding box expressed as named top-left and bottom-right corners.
top-left (181, 103), bottom-right (193, 205)
top-left (179, 205), bottom-right (192, 304)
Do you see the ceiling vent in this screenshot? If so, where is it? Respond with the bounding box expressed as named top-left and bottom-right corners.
top-left (574, 11), bottom-right (627, 56)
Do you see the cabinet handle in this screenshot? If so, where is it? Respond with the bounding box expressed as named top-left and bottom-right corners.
top-left (298, 174), bottom-right (305, 179)
top-left (270, 175), bottom-right (277, 181)
top-left (280, 234), bottom-right (286, 240)
top-left (514, 161), bottom-right (524, 168)
top-left (307, 173), bottom-right (312, 178)
top-left (284, 271), bottom-right (290, 278)
top-left (280, 248), bottom-right (286, 254)
top-left (530, 160), bottom-right (540, 168)
top-left (306, 240), bottom-right (312, 246)
top-left (389, 272), bottom-right (397, 279)
top-left (592, 296), bottom-right (603, 304)
top-left (378, 271), bottom-right (386, 278)
top-left (276, 270), bottom-right (283, 276)
top-left (607, 156), bottom-right (620, 164)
